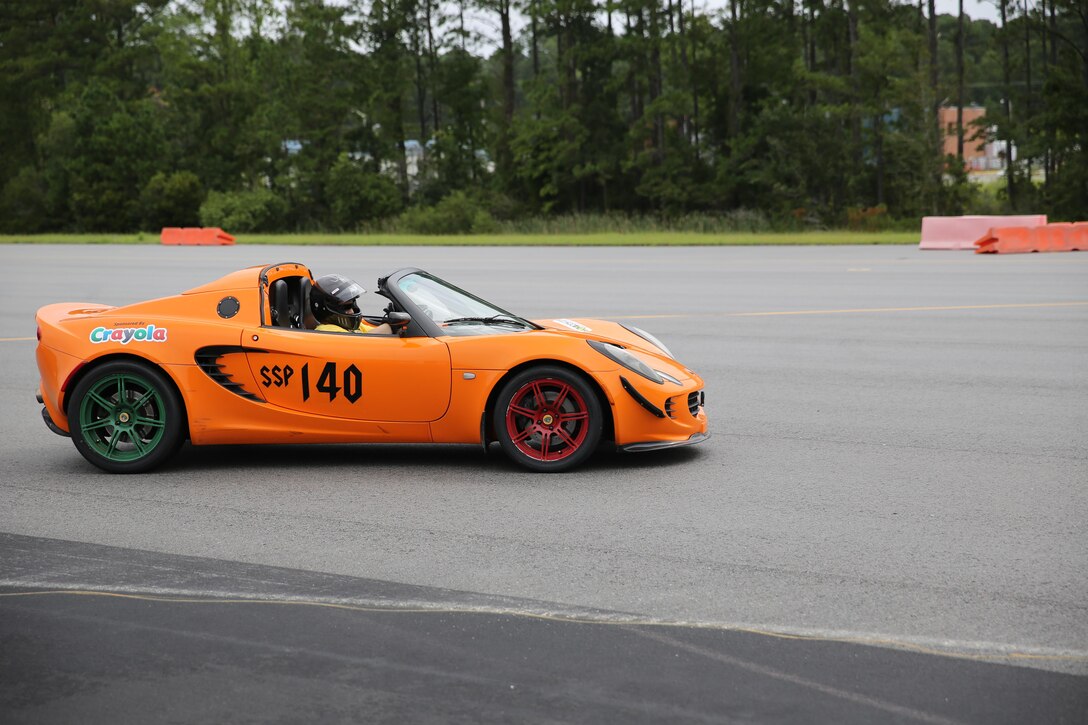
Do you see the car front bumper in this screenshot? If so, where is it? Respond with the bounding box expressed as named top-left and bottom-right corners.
top-left (619, 432), bottom-right (709, 453)
top-left (601, 370), bottom-right (708, 447)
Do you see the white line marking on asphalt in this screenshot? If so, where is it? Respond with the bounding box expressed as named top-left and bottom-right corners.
top-left (630, 627), bottom-right (966, 725)
top-left (2, 580), bottom-right (1085, 670)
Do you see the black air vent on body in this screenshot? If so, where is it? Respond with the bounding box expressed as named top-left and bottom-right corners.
top-left (688, 390), bottom-right (704, 417)
top-left (195, 346), bottom-right (265, 402)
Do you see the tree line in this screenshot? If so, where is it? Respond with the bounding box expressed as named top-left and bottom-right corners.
top-left (1, 0), bottom-right (1085, 234)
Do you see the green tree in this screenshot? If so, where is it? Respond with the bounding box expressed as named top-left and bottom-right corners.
top-left (62, 82), bottom-right (169, 230)
top-left (325, 154), bottom-right (403, 227)
top-left (141, 171), bottom-right (205, 230)
top-left (1, 0), bottom-right (1084, 231)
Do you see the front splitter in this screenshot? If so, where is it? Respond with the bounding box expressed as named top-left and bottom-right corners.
top-left (619, 431), bottom-right (709, 453)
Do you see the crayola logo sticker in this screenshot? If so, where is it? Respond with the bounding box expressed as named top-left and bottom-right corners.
top-left (89, 325), bottom-right (168, 344)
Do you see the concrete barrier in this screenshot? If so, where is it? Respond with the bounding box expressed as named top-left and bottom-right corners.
top-left (161, 227), bottom-right (236, 246)
top-left (974, 222), bottom-right (1088, 254)
top-left (919, 215), bottom-right (1046, 250)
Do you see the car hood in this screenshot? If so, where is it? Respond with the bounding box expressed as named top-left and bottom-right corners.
top-left (532, 318), bottom-right (674, 359)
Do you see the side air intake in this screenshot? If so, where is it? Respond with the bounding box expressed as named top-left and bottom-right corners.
top-left (195, 346), bottom-right (265, 402)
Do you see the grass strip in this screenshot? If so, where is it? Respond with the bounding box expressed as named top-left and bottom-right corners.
top-left (0, 231), bottom-right (918, 246)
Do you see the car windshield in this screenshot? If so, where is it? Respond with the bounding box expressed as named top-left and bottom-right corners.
top-left (396, 272), bottom-right (533, 331)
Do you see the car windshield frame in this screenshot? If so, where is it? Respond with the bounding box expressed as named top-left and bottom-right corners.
top-left (380, 268), bottom-right (540, 338)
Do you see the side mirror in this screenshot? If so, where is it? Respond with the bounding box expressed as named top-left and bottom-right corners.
top-left (386, 311), bottom-right (411, 330)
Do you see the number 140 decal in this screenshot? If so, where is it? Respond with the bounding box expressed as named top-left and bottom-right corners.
top-left (260, 361), bottom-right (362, 403)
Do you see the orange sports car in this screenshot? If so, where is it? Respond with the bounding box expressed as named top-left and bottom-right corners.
top-left (35, 262), bottom-right (707, 473)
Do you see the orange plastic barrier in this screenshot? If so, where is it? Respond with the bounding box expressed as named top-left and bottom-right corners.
top-left (974, 222), bottom-right (1088, 254)
top-left (919, 215), bottom-right (1047, 250)
top-left (161, 227), bottom-right (235, 246)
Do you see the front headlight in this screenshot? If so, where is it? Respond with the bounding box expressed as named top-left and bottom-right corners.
top-left (587, 340), bottom-right (664, 384)
top-left (620, 324), bottom-right (674, 359)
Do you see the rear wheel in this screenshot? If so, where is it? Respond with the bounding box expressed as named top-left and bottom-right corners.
top-left (68, 361), bottom-right (184, 473)
top-left (493, 366), bottom-right (602, 472)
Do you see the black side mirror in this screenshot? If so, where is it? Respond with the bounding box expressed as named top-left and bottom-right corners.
top-left (386, 311), bottom-right (411, 330)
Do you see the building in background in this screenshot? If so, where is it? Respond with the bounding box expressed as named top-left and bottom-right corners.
top-left (940, 106), bottom-right (1014, 173)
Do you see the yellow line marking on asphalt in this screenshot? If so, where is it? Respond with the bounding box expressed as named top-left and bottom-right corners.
top-left (7, 303), bottom-right (1085, 338)
top-left (612, 300), bottom-right (1088, 320)
top-left (2, 589), bottom-right (1085, 665)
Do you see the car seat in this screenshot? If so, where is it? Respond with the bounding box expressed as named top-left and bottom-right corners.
top-left (299, 278), bottom-right (319, 329)
top-left (269, 279), bottom-right (291, 327)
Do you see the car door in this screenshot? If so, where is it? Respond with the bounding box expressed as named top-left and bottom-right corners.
top-left (242, 327), bottom-right (452, 422)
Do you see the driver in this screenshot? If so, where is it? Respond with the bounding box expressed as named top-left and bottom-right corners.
top-left (310, 274), bottom-right (392, 335)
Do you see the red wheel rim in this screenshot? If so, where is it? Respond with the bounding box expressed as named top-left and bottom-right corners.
top-left (505, 378), bottom-right (590, 462)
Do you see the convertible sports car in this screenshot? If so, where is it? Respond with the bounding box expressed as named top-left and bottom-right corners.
top-left (35, 262), bottom-right (707, 473)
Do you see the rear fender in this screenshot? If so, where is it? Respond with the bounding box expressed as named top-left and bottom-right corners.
top-left (55, 352), bottom-right (190, 439)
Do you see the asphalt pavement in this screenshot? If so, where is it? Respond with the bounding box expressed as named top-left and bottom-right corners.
top-left (3, 533), bottom-right (1087, 724)
top-left (0, 244), bottom-right (1085, 721)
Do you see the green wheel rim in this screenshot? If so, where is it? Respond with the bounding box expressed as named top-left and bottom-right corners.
top-left (78, 373), bottom-right (166, 462)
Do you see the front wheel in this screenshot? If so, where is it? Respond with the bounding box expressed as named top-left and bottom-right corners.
top-left (68, 361), bottom-right (185, 473)
top-left (492, 366), bottom-right (603, 472)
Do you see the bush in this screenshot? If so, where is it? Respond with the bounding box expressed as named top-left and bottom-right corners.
top-left (479, 191), bottom-right (525, 221)
top-left (199, 188), bottom-right (286, 233)
top-left (325, 155), bottom-right (402, 228)
top-left (490, 209), bottom-right (774, 234)
top-left (963, 180), bottom-right (1006, 216)
top-left (0, 166), bottom-right (50, 233)
top-left (845, 204), bottom-right (889, 232)
top-left (140, 171), bottom-right (204, 230)
top-left (399, 191), bottom-right (497, 234)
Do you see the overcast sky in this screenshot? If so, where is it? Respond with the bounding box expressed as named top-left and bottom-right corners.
top-left (692, 0), bottom-right (1002, 24)
top-left (481, 1), bottom-right (1007, 54)
top-left (690, 0), bottom-right (1002, 24)
top-left (934, 0), bottom-right (1000, 22)
top-left (329, 0), bottom-right (1008, 55)
top-left (471, 1), bottom-right (1007, 53)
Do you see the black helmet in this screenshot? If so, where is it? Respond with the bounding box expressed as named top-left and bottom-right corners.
top-left (311, 273), bottom-right (366, 330)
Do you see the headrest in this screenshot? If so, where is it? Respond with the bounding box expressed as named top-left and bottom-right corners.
top-left (269, 279), bottom-right (289, 327)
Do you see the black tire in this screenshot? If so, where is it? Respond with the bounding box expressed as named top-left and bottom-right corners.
top-left (67, 360), bottom-right (185, 473)
top-left (492, 365), bottom-right (603, 472)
